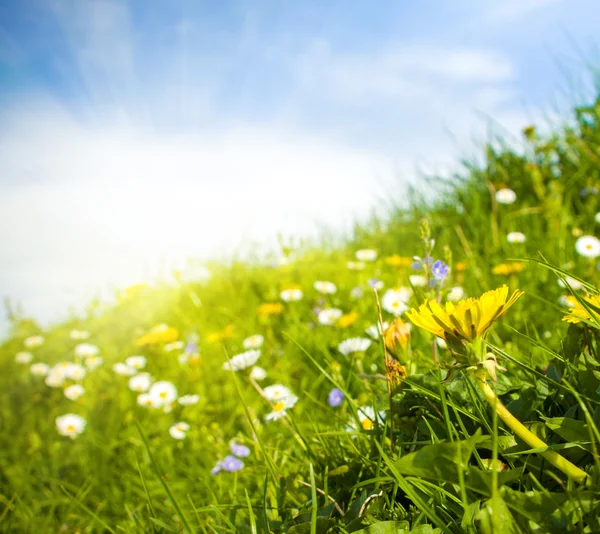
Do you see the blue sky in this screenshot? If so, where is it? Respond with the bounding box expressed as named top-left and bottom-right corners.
top-left (0, 0), bottom-right (599, 333)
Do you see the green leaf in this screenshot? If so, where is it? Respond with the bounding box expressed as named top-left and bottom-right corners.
top-left (476, 497), bottom-right (523, 534)
top-left (544, 417), bottom-right (592, 452)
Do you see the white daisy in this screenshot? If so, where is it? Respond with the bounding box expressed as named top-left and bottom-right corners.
top-left (45, 371), bottom-right (65, 388)
top-left (265, 395), bottom-right (298, 422)
top-left (70, 330), bottom-right (90, 340)
top-left (576, 236), bottom-right (600, 258)
top-left (56, 414), bottom-right (86, 439)
top-left (169, 421), bottom-right (191, 440)
top-left (30, 362), bottom-right (50, 376)
top-left (113, 362), bottom-right (137, 376)
top-left (137, 393), bottom-right (159, 408)
top-left (338, 337), bottom-right (372, 356)
top-left (177, 394), bottom-right (200, 405)
top-left (74, 343), bottom-right (99, 358)
top-left (346, 406), bottom-right (386, 432)
top-left (223, 349), bottom-right (261, 371)
top-left (318, 308), bottom-right (343, 326)
top-left (408, 275), bottom-right (427, 287)
top-left (24, 335), bottom-right (44, 349)
top-left (126, 355), bottom-right (147, 370)
top-left (365, 322), bottom-right (389, 339)
top-left (557, 277), bottom-right (583, 291)
top-left (356, 249), bottom-right (377, 262)
top-left (64, 384), bottom-right (85, 401)
top-left (280, 288), bottom-right (303, 302)
top-left (84, 355), bottom-right (104, 370)
top-left (242, 335), bottom-right (264, 349)
top-left (507, 232), bottom-right (526, 244)
top-left (447, 286), bottom-right (465, 302)
top-left (148, 381), bottom-right (178, 407)
top-left (63, 363), bottom-right (86, 381)
top-left (496, 188), bottom-right (517, 205)
top-left (129, 372), bottom-right (152, 392)
top-left (250, 366), bottom-right (268, 381)
top-left (314, 281), bottom-right (337, 294)
top-left (15, 352), bottom-right (33, 364)
top-left (262, 384), bottom-right (294, 402)
top-left (381, 288), bottom-right (411, 316)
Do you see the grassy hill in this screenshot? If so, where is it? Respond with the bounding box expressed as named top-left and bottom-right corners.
top-left (2, 94), bottom-right (600, 533)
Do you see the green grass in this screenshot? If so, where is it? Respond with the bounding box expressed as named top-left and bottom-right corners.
top-left (2, 94), bottom-right (600, 533)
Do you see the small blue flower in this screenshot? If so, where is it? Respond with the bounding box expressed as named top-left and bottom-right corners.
top-left (185, 342), bottom-right (197, 354)
top-left (328, 388), bottom-right (344, 407)
top-left (431, 260), bottom-right (450, 281)
top-left (230, 443), bottom-right (251, 458)
top-left (222, 455), bottom-right (244, 472)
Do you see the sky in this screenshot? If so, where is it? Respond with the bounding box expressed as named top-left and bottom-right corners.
top-left (0, 0), bottom-right (599, 335)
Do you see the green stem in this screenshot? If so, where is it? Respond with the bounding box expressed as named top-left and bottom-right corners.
top-left (471, 370), bottom-right (591, 487)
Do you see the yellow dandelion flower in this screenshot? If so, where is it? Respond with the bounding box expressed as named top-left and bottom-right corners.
top-left (134, 324), bottom-right (179, 346)
top-left (385, 255), bottom-right (414, 267)
top-left (406, 285), bottom-right (524, 343)
top-left (384, 317), bottom-right (411, 351)
top-left (562, 294), bottom-right (600, 324)
top-left (257, 302), bottom-right (284, 317)
top-left (337, 312), bottom-right (360, 328)
top-left (492, 262), bottom-right (526, 276)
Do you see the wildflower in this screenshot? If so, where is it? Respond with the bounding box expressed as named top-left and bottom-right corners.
top-left (148, 381), bottom-right (178, 407)
top-left (64, 384), bottom-right (85, 401)
top-left (62, 363), bottom-right (86, 381)
top-left (347, 261), bottom-right (365, 270)
top-left (164, 341), bottom-right (185, 352)
top-left (557, 277), bottom-right (583, 291)
top-left (257, 302), bottom-right (284, 317)
top-left (381, 288), bottom-right (412, 316)
top-left (318, 308), bottom-right (343, 325)
top-left (447, 286), bottom-right (465, 302)
top-left (206, 325), bottom-right (234, 344)
top-left (407, 285), bottom-right (523, 343)
top-left (575, 236), bottom-right (600, 258)
top-left (337, 312), bottom-right (360, 328)
top-left (409, 275), bottom-right (427, 287)
top-left (385, 255), bottom-right (413, 267)
top-left (223, 349), bottom-right (261, 371)
top-left (558, 295), bottom-right (576, 308)
top-left (338, 337), bottom-right (372, 356)
top-left (250, 366), bottom-right (267, 381)
top-left (222, 455), bottom-right (244, 472)
top-left (507, 232), bottom-right (526, 244)
top-left (350, 286), bottom-right (364, 299)
top-left (230, 443), bottom-right (251, 457)
top-left (30, 362), bottom-right (50, 376)
top-left (348, 407), bottom-right (386, 432)
top-left (126, 355), bottom-right (147, 370)
top-left (113, 362), bottom-right (137, 376)
top-left (263, 384), bottom-right (294, 402)
top-left (178, 394), bottom-right (200, 405)
top-left (384, 317), bottom-right (411, 352)
top-left (280, 287), bottom-right (303, 302)
top-left (129, 373), bottom-right (152, 392)
top-left (356, 249), bottom-right (377, 261)
top-left (365, 322), bottom-right (389, 339)
top-left (492, 263), bottom-right (526, 276)
top-left (327, 388), bottom-right (344, 407)
top-left (137, 393), bottom-right (158, 408)
top-left (562, 294), bottom-right (600, 324)
top-left (495, 188), bottom-right (516, 204)
top-left (368, 278), bottom-right (384, 290)
top-left (265, 395), bottom-right (298, 422)
top-left (169, 422), bottom-right (190, 440)
top-left (135, 324), bottom-right (179, 347)
top-left (24, 335), bottom-right (44, 349)
top-left (84, 356), bottom-right (104, 370)
top-left (431, 260), bottom-right (450, 281)
top-left (15, 352), bottom-right (33, 364)
top-left (56, 414), bottom-right (86, 439)
top-left (242, 335), bottom-right (264, 349)
top-left (74, 343), bottom-right (99, 358)
top-left (314, 281), bottom-right (337, 294)
top-left (70, 330), bottom-right (90, 340)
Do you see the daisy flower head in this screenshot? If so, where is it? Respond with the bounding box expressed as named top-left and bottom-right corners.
top-left (30, 362), bottom-right (50, 376)
top-left (63, 363), bottom-right (87, 381)
top-left (137, 393), bottom-right (159, 408)
top-left (84, 355), bottom-right (104, 370)
top-left (447, 286), bottom-right (465, 302)
top-left (70, 329), bottom-right (90, 340)
top-left (230, 442), bottom-right (251, 457)
top-left (24, 335), bottom-right (44, 349)
top-left (327, 388), bottom-right (344, 407)
top-left (242, 334), bottom-right (264, 349)
top-left (346, 407), bottom-right (386, 432)
top-left (356, 249), bottom-right (377, 262)
top-left (365, 322), bottom-right (389, 339)
top-left (318, 308), bottom-right (343, 326)
top-left (113, 362), bottom-right (137, 376)
top-left (280, 287), bottom-right (303, 302)
top-left (15, 352), bottom-right (33, 364)
top-left (223, 349), bottom-right (261, 371)
top-left (148, 381), bottom-right (178, 407)
top-left (45, 369), bottom-right (65, 388)
top-left (178, 394), bottom-right (200, 406)
top-left (56, 414), bottom-right (86, 439)
top-left (495, 188), bottom-right (517, 205)
top-left (507, 232), bottom-right (526, 244)
top-left (74, 343), bottom-right (99, 358)
top-left (338, 337), bottom-right (372, 356)
top-left (250, 366), bottom-right (268, 381)
top-left (169, 422), bottom-right (190, 440)
top-left (64, 384), bottom-right (85, 401)
top-left (126, 355), bottom-right (147, 370)
top-left (314, 281), bottom-right (337, 294)
top-left (265, 395), bottom-right (298, 422)
top-left (262, 384), bottom-right (294, 402)
top-left (576, 236), bottom-right (600, 258)
top-left (381, 288), bottom-right (412, 316)
top-left (129, 372), bottom-right (152, 392)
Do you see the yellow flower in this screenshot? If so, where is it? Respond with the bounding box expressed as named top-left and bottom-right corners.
top-left (257, 302), bottom-right (284, 317)
top-left (384, 317), bottom-right (411, 351)
top-left (455, 262), bottom-right (468, 272)
top-left (206, 325), bottom-right (234, 344)
top-left (563, 294), bottom-right (600, 324)
top-left (406, 285), bottom-right (523, 343)
top-left (385, 255), bottom-right (414, 267)
top-left (337, 312), bottom-right (360, 328)
top-left (135, 324), bottom-right (179, 346)
top-left (492, 262), bottom-right (526, 276)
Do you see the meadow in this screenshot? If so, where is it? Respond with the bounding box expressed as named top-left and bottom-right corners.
top-left (2, 94), bottom-right (600, 533)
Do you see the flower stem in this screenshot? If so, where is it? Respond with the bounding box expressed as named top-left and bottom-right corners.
top-left (471, 370), bottom-right (591, 487)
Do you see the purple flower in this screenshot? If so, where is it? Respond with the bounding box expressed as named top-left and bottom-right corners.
top-left (327, 388), bottom-right (344, 407)
top-left (431, 260), bottom-right (450, 281)
top-left (185, 342), bottom-right (198, 354)
top-left (222, 455), bottom-right (244, 472)
top-left (230, 443), bottom-right (251, 458)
